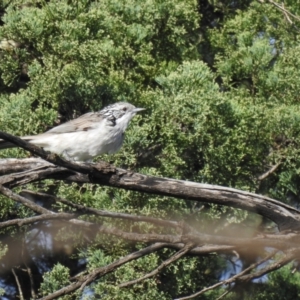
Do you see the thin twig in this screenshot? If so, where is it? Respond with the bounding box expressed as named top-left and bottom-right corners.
top-left (238, 250), bottom-right (295, 281)
top-left (12, 268), bottom-right (24, 300)
top-left (268, 0), bottom-right (300, 22)
top-left (38, 243), bottom-right (167, 300)
top-left (25, 266), bottom-right (36, 299)
top-left (0, 213), bottom-right (75, 229)
top-left (174, 251), bottom-right (277, 300)
top-left (0, 185), bottom-right (51, 214)
top-left (281, 3), bottom-right (293, 24)
top-left (215, 288), bottom-right (232, 300)
top-left (118, 242), bottom-right (194, 288)
top-left (257, 0), bottom-right (300, 24)
top-left (21, 190), bottom-right (181, 229)
top-left (258, 162), bottom-right (281, 181)
top-left (22, 238), bottom-right (36, 299)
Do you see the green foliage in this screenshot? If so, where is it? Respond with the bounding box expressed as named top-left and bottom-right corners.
top-left (253, 264), bottom-right (300, 300)
top-left (136, 61), bottom-right (273, 189)
top-left (226, 264), bottom-right (300, 300)
top-left (160, 252), bottom-right (224, 298)
top-left (85, 248), bottom-right (113, 270)
top-left (206, 1), bottom-right (300, 202)
top-left (91, 252), bottom-right (168, 300)
top-left (0, 0), bottom-right (200, 118)
top-left (0, 92), bottom-right (57, 144)
top-left (79, 245), bottom-right (222, 299)
top-left (39, 263), bottom-right (70, 296)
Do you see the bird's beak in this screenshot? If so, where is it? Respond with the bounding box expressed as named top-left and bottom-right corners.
top-left (133, 108), bottom-right (145, 113)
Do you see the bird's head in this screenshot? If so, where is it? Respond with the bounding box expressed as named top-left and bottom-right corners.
top-left (101, 102), bottom-right (145, 130)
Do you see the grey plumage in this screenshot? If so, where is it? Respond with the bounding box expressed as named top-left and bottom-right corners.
top-left (0, 102), bottom-right (145, 161)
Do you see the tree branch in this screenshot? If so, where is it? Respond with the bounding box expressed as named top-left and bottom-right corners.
top-left (0, 185), bottom-right (52, 214)
top-left (64, 218), bottom-right (300, 251)
top-left (0, 158), bottom-right (51, 175)
top-left (118, 242), bottom-right (195, 288)
top-left (258, 162), bottom-right (281, 181)
top-left (21, 190), bottom-right (181, 229)
top-left (257, 0), bottom-right (300, 24)
top-left (238, 250), bottom-right (295, 282)
top-left (1, 131), bottom-right (300, 299)
top-left (0, 213), bottom-right (76, 229)
top-left (12, 268), bottom-right (24, 300)
top-left (38, 243), bottom-right (167, 300)
top-left (1, 155), bottom-right (299, 230)
top-left (174, 250), bottom-right (278, 300)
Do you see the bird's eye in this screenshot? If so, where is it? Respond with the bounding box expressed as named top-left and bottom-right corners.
top-left (122, 107), bottom-right (127, 111)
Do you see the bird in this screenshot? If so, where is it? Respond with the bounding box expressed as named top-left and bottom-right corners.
top-left (0, 102), bottom-right (145, 162)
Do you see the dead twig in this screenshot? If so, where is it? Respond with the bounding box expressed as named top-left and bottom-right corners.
top-left (174, 250), bottom-right (278, 300)
top-left (38, 243), bottom-right (167, 300)
top-left (118, 242), bottom-right (195, 288)
top-left (12, 267), bottom-right (24, 300)
top-left (257, 0), bottom-right (300, 24)
top-left (21, 190), bottom-right (181, 230)
top-left (0, 184), bottom-right (52, 214)
top-left (0, 213), bottom-right (75, 229)
top-left (258, 162), bottom-right (281, 181)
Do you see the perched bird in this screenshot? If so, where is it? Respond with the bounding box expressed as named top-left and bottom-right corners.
top-left (0, 102), bottom-right (145, 162)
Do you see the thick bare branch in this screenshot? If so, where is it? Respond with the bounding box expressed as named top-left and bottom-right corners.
top-left (1, 155), bottom-right (299, 230)
top-left (66, 218), bottom-right (300, 251)
top-left (166, 244), bottom-right (235, 255)
top-left (0, 131), bottom-right (298, 230)
top-left (0, 157), bottom-right (69, 187)
top-left (0, 158), bottom-right (52, 175)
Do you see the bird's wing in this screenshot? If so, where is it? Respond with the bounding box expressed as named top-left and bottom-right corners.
top-left (46, 112), bottom-right (105, 134)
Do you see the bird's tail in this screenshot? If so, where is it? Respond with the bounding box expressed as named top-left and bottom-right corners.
top-left (0, 137), bottom-right (33, 150)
